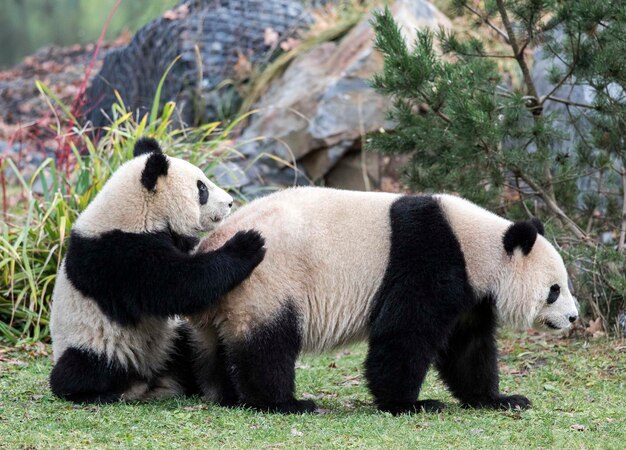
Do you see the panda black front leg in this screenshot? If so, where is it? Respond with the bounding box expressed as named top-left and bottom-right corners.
top-left (226, 302), bottom-right (316, 414)
top-left (365, 324), bottom-right (446, 415)
top-left (363, 195), bottom-right (473, 415)
top-left (435, 299), bottom-right (531, 410)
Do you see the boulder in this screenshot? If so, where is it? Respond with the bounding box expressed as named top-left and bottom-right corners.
top-left (235, 0), bottom-right (451, 193)
top-left (85, 0), bottom-right (313, 128)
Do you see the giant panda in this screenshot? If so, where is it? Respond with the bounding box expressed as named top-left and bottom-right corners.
top-left (49, 138), bottom-right (266, 404)
top-left (190, 187), bottom-right (579, 414)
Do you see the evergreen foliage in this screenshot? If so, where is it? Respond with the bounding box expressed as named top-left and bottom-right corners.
top-left (369, 1), bottom-right (625, 335)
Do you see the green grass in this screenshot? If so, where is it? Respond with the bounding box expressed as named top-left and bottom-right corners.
top-left (0, 333), bottom-right (624, 449)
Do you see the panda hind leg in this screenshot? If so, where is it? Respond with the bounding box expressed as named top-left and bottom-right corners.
top-left (157, 321), bottom-right (202, 398)
top-left (224, 302), bottom-right (316, 414)
top-left (434, 299), bottom-right (531, 410)
top-left (194, 337), bottom-right (240, 407)
top-left (49, 347), bottom-right (134, 404)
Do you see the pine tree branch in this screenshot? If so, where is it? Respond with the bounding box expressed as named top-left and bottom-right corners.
top-left (540, 30), bottom-right (582, 106)
top-left (495, 1), bottom-right (539, 101)
top-left (419, 100), bottom-right (452, 124)
top-left (455, 51), bottom-right (516, 59)
top-left (495, 0), bottom-right (557, 203)
top-left (463, 3), bottom-right (510, 44)
top-left (513, 168), bottom-right (590, 242)
top-left (540, 65), bottom-right (575, 105)
top-left (545, 95), bottom-right (597, 109)
top-left (433, 110), bottom-right (452, 124)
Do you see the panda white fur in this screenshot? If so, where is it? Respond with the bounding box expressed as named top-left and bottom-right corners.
top-left (191, 187), bottom-right (579, 414)
top-left (49, 138), bottom-right (266, 404)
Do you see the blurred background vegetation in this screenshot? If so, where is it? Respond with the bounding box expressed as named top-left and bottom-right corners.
top-left (0, 0), bottom-right (177, 68)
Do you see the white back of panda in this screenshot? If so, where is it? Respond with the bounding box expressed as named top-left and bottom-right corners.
top-left (196, 187), bottom-right (399, 352)
top-left (195, 187), bottom-right (577, 350)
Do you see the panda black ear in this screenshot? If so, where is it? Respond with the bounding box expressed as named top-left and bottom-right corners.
top-left (133, 137), bottom-right (162, 157)
top-left (530, 217), bottom-right (545, 236)
top-left (503, 221), bottom-right (538, 256)
top-left (141, 152), bottom-right (169, 191)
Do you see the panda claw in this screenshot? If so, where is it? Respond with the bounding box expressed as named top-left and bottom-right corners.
top-left (378, 399), bottom-right (446, 415)
top-left (462, 394), bottom-right (531, 410)
top-left (496, 394), bottom-right (532, 410)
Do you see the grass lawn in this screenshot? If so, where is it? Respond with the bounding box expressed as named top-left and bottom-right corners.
top-left (0, 332), bottom-right (624, 449)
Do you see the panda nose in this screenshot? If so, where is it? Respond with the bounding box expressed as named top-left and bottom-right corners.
top-left (228, 201), bottom-right (233, 208)
top-left (569, 315), bottom-right (578, 323)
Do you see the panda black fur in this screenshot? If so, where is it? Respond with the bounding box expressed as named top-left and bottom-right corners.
top-left (191, 187), bottom-right (579, 414)
top-left (49, 138), bottom-right (266, 404)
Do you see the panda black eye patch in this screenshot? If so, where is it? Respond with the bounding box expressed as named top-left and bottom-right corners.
top-left (197, 180), bottom-right (208, 205)
top-left (547, 284), bottom-right (560, 304)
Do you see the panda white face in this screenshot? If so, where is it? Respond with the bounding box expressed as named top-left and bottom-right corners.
top-left (529, 243), bottom-right (579, 330)
top-left (73, 139), bottom-right (234, 238)
top-left (497, 230), bottom-right (579, 330)
top-left (156, 157), bottom-right (233, 236)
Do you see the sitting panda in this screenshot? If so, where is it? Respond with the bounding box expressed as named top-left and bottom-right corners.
top-left (49, 138), bottom-right (266, 404)
top-left (190, 187), bottom-right (579, 414)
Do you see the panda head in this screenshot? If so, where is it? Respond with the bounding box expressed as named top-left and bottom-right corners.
top-left (496, 219), bottom-right (579, 331)
top-left (75, 138), bottom-right (233, 237)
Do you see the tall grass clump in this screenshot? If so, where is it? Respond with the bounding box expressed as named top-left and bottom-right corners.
top-left (0, 83), bottom-right (249, 343)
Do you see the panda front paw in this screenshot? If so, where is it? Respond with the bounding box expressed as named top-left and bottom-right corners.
top-left (221, 230), bottom-right (266, 272)
top-left (243, 399), bottom-right (317, 414)
top-left (494, 394), bottom-right (532, 410)
top-left (463, 394), bottom-right (531, 411)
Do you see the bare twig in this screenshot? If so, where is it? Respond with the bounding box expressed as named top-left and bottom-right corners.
top-left (495, 0), bottom-right (560, 203)
top-left (514, 168), bottom-right (590, 242)
top-left (546, 95), bottom-right (597, 109)
top-left (564, 104), bottom-right (594, 150)
top-left (514, 176), bottom-right (534, 218)
top-left (357, 94), bottom-right (371, 191)
top-left (495, 0), bottom-right (539, 102)
top-left (540, 65), bottom-right (575, 105)
top-left (456, 51), bottom-right (516, 59)
top-left (463, 3), bottom-right (510, 44)
top-left (590, 248), bottom-right (608, 330)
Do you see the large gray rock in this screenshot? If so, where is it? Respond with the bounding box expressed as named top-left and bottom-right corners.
top-left (235, 0), bottom-right (451, 193)
top-left (85, 0), bottom-right (313, 127)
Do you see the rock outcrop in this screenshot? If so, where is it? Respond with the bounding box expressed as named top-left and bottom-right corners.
top-left (85, 0), bottom-right (312, 127)
top-left (232, 0), bottom-right (451, 193)
top-left (84, 0), bottom-right (452, 193)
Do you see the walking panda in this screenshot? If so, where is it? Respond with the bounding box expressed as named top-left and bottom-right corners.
top-left (190, 187), bottom-right (579, 414)
top-left (49, 138), bottom-right (265, 404)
